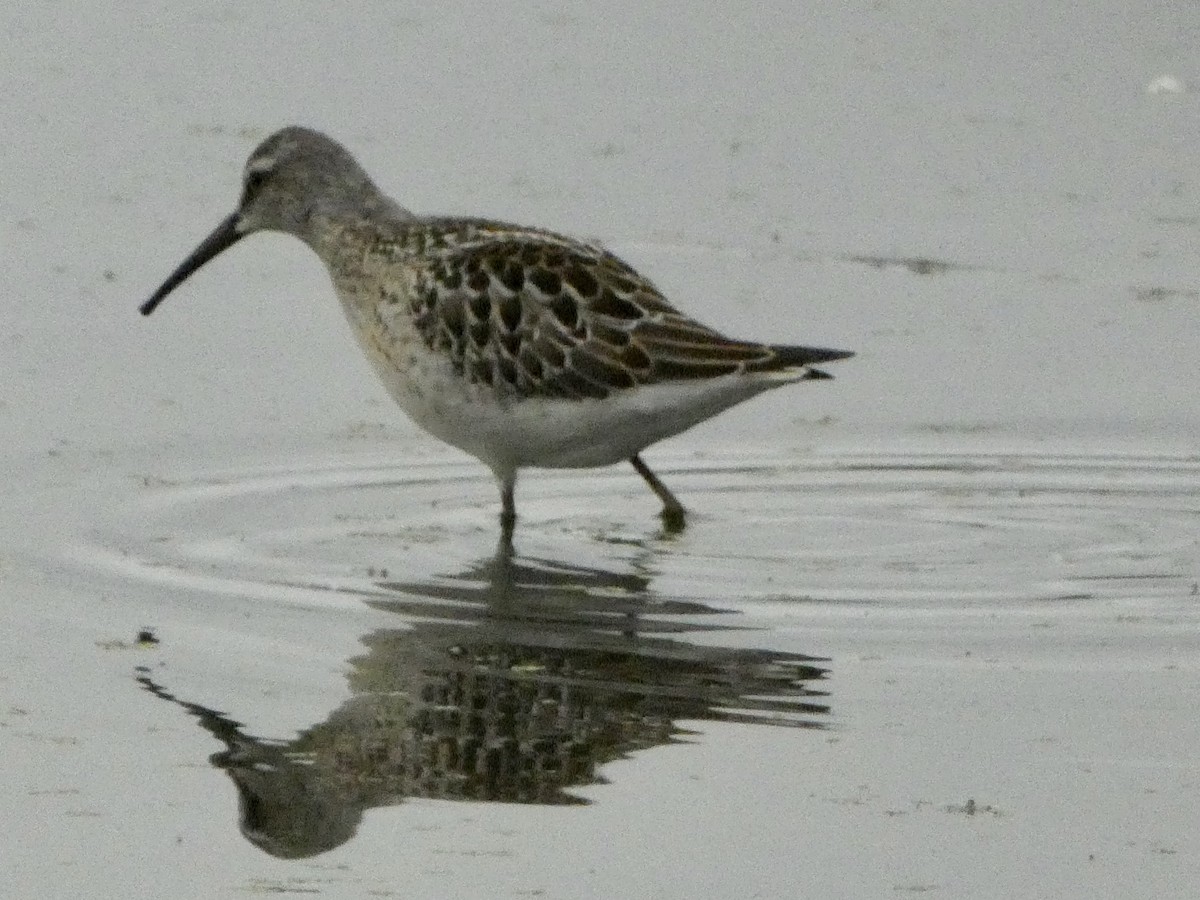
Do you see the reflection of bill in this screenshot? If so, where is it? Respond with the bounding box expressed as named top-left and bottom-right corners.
top-left (136, 543), bottom-right (830, 859)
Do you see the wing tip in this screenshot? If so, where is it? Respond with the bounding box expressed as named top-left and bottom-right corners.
top-left (770, 344), bottom-right (855, 367)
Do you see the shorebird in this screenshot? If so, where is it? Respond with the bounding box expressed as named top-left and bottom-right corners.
top-left (140, 127), bottom-right (852, 533)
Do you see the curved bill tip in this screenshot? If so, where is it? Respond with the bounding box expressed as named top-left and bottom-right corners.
top-left (139, 211), bottom-right (244, 317)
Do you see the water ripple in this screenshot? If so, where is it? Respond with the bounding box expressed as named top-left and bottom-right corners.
top-left (72, 451), bottom-right (1200, 615)
top-left (54, 447), bottom-right (1199, 857)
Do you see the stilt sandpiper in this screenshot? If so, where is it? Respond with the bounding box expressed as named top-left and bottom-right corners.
top-left (140, 127), bottom-right (852, 533)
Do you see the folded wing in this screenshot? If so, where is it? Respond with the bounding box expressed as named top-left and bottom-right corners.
top-left (404, 226), bottom-right (851, 401)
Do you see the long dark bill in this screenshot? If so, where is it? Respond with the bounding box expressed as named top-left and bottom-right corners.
top-left (139, 212), bottom-right (244, 316)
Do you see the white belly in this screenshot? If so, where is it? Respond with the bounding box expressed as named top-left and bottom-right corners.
top-left (344, 311), bottom-right (777, 478)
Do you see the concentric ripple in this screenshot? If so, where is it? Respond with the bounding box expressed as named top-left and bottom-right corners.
top-left (51, 447), bottom-right (1199, 856)
top-left (71, 450), bottom-right (1199, 616)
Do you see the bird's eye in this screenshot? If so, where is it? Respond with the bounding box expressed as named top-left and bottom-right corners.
top-left (244, 171), bottom-right (267, 194)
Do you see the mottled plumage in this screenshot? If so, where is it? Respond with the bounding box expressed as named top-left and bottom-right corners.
top-left (396, 218), bottom-right (848, 401)
top-left (140, 126), bottom-right (852, 533)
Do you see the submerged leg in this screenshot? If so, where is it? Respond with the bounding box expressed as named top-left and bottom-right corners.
top-left (629, 454), bottom-right (686, 532)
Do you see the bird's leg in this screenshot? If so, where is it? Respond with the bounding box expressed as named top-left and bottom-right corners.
top-left (629, 454), bottom-right (686, 532)
top-left (498, 472), bottom-right (517, 542)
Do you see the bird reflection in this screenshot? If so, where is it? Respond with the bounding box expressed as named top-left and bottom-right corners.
top-left (137, 538), bottom-right (830, 858)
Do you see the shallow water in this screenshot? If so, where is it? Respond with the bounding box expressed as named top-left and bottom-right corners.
top-left (73, 447), bottom-right (1199, 614)
top-left (23, 442), bottom-right (1193, 879)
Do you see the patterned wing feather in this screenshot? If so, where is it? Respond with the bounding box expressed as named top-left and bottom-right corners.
top-left (405, 224), bottom-right (849, 400)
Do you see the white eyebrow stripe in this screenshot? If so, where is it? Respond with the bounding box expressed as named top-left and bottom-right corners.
top-left (245, 156), bottom-right (276, 175)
